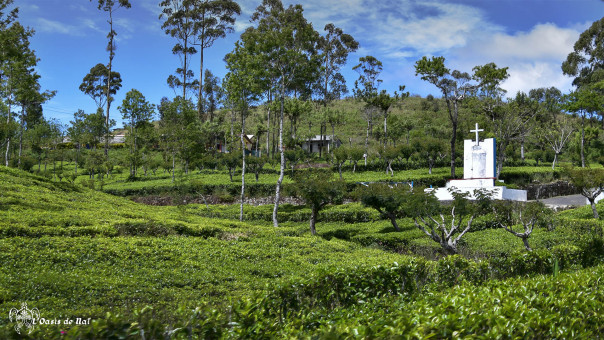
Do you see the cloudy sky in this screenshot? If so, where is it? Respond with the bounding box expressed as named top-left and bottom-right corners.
top-left (14, 0), bottom-right (604, 126)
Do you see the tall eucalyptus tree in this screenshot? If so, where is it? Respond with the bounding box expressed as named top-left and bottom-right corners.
top-left (118, 89), bottom-right (155, 177)
top-left (353, 56), bottom-right (382, 162)
top-left (190, 0), bottom-right (240, 119)
top-left (225, 42), bottom-right (262, 222)
top-left (160, 0), bottom-right (198, 100)
top-left (79, 63), bottom-right (122, 110)
top-left (89, 0), bottom-right (131, 156)
top-left (415, 56), bottom-right (476, 178)
top-left (1, 21), bottom-right (37, 166)
top-left (318, 24), bottom-right (358, 105)
top-left (240, 0), bottom-right (320, 227)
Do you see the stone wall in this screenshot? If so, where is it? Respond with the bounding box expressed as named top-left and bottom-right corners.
top-left (525, 181), bottom-right (580, 200)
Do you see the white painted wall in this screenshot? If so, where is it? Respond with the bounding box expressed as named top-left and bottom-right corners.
top-left (463, 138), bottom-right (495, 179)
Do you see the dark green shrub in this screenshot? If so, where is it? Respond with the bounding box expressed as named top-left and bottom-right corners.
top-left (114, 221), bottom-right (175, 236)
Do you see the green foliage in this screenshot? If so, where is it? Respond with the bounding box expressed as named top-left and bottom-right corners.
top-left (79, 63), bottom-right (122, 109)
top-left (564, 166), bottom-right (604, 218)
top-left (356, 183), bottom-right (409, 231)
top-left (292, 168), bottom-right (345, 234)
top-left (2, 166), bottom-right (604, 338)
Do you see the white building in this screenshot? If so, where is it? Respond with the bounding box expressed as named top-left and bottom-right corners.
top-left (301, 135), bottom-right (341, 153)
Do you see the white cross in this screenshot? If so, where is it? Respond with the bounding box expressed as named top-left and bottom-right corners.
top-left (470, 123), bottom-right (483, 146)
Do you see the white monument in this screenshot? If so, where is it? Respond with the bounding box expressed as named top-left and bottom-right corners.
top-left (429, 123), bottom-right (527, 201)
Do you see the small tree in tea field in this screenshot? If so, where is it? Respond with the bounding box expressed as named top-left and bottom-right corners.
top-left (347, 146), bottom-right (364, 173)
top-left (564, 167), bottom-right (604, 219)
top-left (221, 151), bottom-right (240, 182)
top-left (356, 183), bottom-right (408, 232)
top-left (292, 168), bottom-right (344, 235)
top-left (493, 201), bottom-right (552, 251)
top-left (331, 146), bottom-right (348, 179)
top-left (401, 188), bottom-right (492, 255)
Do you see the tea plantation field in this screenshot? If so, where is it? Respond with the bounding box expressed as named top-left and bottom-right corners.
top-left (1, 166), bottom-right (603, 338)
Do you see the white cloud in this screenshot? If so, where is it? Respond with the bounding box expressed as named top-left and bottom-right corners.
top-left (36, 18), bottom-right (83, 36)
top-left (140, 0), bottom-right (162, 17)
top-left (25, 4), bottom-right (40, 11)
top-left (234, 20), bottom-right (253, 33)
top-left (449, 22), bottom-right (582, 95)
top-left (375, 2), bottom-right (501, 57)
top-left (280, 0), bottom-right (502, 59)
top-left (467, 23), bottom-right (579, 62)
top-left (79, 18), bottom-right (104, 33)
top-left (502, 62), bottom-right (574, 96)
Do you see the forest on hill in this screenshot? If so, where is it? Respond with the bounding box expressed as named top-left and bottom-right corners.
top-left (1, 0), bottom-right (603, 185)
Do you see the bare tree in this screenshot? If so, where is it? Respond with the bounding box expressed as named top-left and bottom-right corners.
top-left (402, 188), bottom-right (491, 255)
top-left (564, 167), bottom-right (604, 219)
top-left (540, 115), bottom-right (574, 169)
top-left (493, 201), bottom-right (549, 251)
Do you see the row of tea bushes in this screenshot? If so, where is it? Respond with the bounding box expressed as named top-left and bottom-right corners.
top-left (7, 248), bottom-right (603, 339)
top-left (187, 203), bottom-right (381, 223)
top-left (304, 263), bottom-right (604, 339)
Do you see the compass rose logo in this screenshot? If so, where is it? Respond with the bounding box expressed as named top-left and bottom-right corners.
top-left (9, 302), bottom-right (40, 335)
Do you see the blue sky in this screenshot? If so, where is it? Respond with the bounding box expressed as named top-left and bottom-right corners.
top-left (14, 0), bottom-right (604, 128)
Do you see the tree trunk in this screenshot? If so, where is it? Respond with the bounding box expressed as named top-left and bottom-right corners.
top-left (552, 153), bottom-right (558, 170)
top-left (522, 237), bottom-right (532, 251)
top-left (105, 7), bottom-right (114, 158)
top-left (18, 103), bottom-right (24, 167)
top-left (520, 135), bottom-right (525, 162)
top-left (171, 152), bottom-right (175, 183)
top-left (130, 122), bottom-right (134, 176)
top-left (388, 213), bottom-right (400, 232)
top-left (198, 41), bottom-right (204, 119)
top-left (266, 93), bottom-right (271, 157)
top-left (368, 111), bottom-right (373, 138)
top-left (230, 109), bottom-right (235, 149)
top-left (5, 73), bottom-right (12, 167)
top-left (319, 125), bottom-right (323, 158)
top-left (589, 198), bottom-right (599, 219)
top-left (383, 111), bottom-right (387, 148)
top-left (273, 82), bottom-right (286, 228)
top-left (309, 205), bottom-right (318, 235)
top-left (442, 242), bottom-right (457, 255)
top-left (450, 102), bottom-right (458, 178)
top-left (581, 112), bottom-right (585, 168)
top-left (240, 107), bottom-right (246, 222)
top-left (331, 124), bottom-right (335, 154)
top-left (496, 151), bottom-right (504, 180)
top-left (365, 120), bottom-right (369, 166)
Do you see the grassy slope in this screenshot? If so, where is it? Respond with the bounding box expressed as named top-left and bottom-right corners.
top-left (2, 166), bottom-right (603, 337)
top-left (0, 167), bottom-right (408, 322)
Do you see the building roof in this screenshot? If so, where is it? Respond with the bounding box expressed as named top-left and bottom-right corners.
top-left (306, 135), bottom-right (333, 142)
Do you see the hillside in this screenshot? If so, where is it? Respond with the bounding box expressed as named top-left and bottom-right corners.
top-left (1, 167), bottom-right (604, 338)
top-left (0, 167), bottom-right (408, 320)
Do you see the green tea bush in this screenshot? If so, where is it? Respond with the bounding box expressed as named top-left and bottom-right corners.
top-left (189, 203), bottom-right (380, 223)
